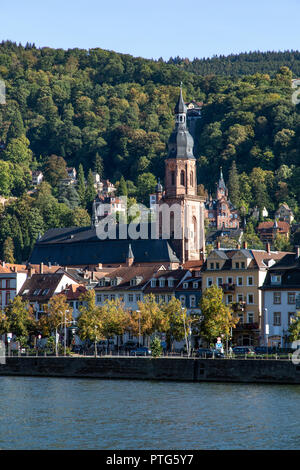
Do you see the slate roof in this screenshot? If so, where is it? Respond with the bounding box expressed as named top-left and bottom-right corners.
top-left (261, 254), bottom-right (300, 289)
top-left (29, 225), bottom-right (180, 266)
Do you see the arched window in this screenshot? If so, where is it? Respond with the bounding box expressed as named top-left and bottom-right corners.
top-left (190, 171), bottom-right (193, 186)
top-left (171, 171), bottom-right (175, 185)
top-left (180, 170), bottom-right (185, 186)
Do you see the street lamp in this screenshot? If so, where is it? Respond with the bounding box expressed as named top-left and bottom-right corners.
top-left (182, 307), bottom-right (189, 357)
top-left (136, 310), bottom-right (141, 347)
top-left (264, 308), bottom-right (269, 359)
top-left (55, 317), bottom-right (75, 356)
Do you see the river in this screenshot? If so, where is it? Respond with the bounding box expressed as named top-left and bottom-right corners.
top-left (0, 377), bottom-right (299, 449)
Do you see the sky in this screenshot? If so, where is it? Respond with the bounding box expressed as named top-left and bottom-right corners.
top-left (1, 0), bottom-right (300, 60)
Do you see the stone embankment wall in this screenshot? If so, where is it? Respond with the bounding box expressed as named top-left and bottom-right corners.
top-left (0, 357), bottom-right (299, 384)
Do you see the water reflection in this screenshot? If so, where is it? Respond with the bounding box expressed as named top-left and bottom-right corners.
top-left (0, 377), bottom-right (299, 449)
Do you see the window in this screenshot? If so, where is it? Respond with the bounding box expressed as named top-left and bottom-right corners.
top-left (271, 275), bottom-right (281, 285)
top-left (288, 292), bottom-right (296, 304)
top-left (273, 312), bottom-right (281, 326)
top-left (128, 294), bottom-right (133, 302)
top-left (6, 280), bottom-right (10, 289)
top-left (151, 279), bottom-right (156, 287)
top-left (119, 295), bottom-right (124, 301)
top-left (227, 277), bottom-right (233, 285)
top-left (247, 294), bottom-right (254, 305)
top-left (237, 277), bottom-right (243, 286)
top-left (209, 263), bottom-right (214, 270)
top-left (180, 295), bottom-right (186, 307)
top-left (160, 295), bottom-right (165, 302)
top-left (167, 295), bottom-right (172, 302)
top-left (227, 294), bottom-right (233, 304)
top-left (171, 171), bottom-right (175, 185)
top-left (110, 294), bottom-right (115, 301)
top-left (136, 294), bottom-right (141, 302)
top-left (155, 295), bottom-right (159, 303)
top-left (207, 278), bottom-right (213, 287)
top-left (190, 296), bottom-right (196, 308)
top-left (247, 277), bottom-right (253, 286)
top-left (193, 282), bottom-right (198, 289)
top-left (273, 292), bottom-right (281, 304)
top-left (241, 262), bottom-right (245, 269)
top-left (237, 294), bottom-right (244, 303)
top-left (217, 277), bottom-right (223, 286)
top-left (33, 289), bottom-right (41, 295)
top-left (42, 289), bottom-right (49, 295)
top-left (183, 282), bottom-right (188, 289)
top-left (96, 294), bottom-right (102, 303)
top-left (168, 279), bottom-right (174, 287)
top-left (159, 279), bottom-right (165, 287)
top-left (5, 291), bottom-right (10, 305)
top-left (247, 312), bottom-right (254, 323)
top-left (216, 262), bottom-right (220, 270)
top-left (104, 295), bottom-right (109, 300)
top-left (180, 170), bottom-right (185, 186)
top-left (190, 172), bottom-right (193, 186)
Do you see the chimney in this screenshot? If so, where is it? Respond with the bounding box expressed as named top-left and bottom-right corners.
top-left (216, 241), bottom-right (221, 250)
top-left (266, 242), bottom-right (271, 254)
top-left (2, 261), bottom-right (5, 268)
top-left (237, 243), bottom-right (241, 250)
top-left (243, 241), bottom-right (247, 249)
top-left (98, 263), bottom-right (102, 269)
top-left (40, 262), bottom-right (44, 274)
top-left (27, 266), bottom-right (34, 278)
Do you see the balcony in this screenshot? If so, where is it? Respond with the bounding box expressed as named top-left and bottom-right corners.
top-left (231, 301), bottom-right (246, 312)
top-left (235, 322), bottom-right (259, 331)
top-left (221, 283), bottom-right (235, 293)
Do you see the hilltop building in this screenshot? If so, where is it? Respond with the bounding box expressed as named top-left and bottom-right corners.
top-left (205, 169), bottom-right (240, 230)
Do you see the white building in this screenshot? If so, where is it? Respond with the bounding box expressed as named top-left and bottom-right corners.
top-left (261, 251), bottom-right (299, 348)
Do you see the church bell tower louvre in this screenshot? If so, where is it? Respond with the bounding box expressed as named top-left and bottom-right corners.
top-left (158, 85), bottom-right (206, 263)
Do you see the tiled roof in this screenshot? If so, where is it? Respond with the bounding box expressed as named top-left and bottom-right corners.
top-left (257, 221), bottom-right (290, 232)
top-left (95, 264), bottom-right (164, 292)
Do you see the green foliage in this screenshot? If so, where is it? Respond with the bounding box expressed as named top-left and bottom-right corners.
top-left (288, 312), bottom-right (300, 341)
top-left (3, 296), bottom-right (35, 337)
top-left (199, 285), bottom-right (239, 344)
top-left (150, 336), bottom-right (163, 358)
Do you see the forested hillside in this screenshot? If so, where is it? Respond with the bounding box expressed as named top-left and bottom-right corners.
top-left (168, 50), bottom-right (300, 77)
top-left (0, 41), bottom-right (299, 262)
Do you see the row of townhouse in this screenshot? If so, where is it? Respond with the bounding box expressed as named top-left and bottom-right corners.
top-left (261, 248), bottom-right (300, 348)
top-left (94, 264), bottom-right (202, 346)
top-left (201, 243), bottom-right (290, 347)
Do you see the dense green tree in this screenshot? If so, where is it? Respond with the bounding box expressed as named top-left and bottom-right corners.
top-left (43, 155), bottom-right (68, 188)
top-left (3, 236), bottom-right (15, 263)
top-left (227, 161), bottom-right (240, 208)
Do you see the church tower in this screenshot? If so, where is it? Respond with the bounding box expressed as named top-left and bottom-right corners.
top-left (159, 85), bottom-right (205, 263)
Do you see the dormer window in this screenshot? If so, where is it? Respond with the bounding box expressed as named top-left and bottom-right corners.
top-left (210, 263), bottom-right (214, 270)
top-left (193, 282), bottom-right (198, 289)
top-left (159, 279), bottom-right (165, 288)
top-left (271, 275), bottom-right (281, 285)
top-left (168, 279), bottom-right (174, 287)
top-left (151, 279), bottom-right (156, 287)
top-left (183, 282), bottom-right (188, 289)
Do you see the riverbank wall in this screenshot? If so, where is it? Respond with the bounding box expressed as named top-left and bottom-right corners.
top-left (0, 357), bottom-right (299, 384)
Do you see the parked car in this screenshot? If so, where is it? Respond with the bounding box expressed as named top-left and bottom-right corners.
top-left (232, 346), bottom-right (255, 356)
top-left (121, 341), bottom-right (138, 351)
top-left (254, 346), bottom-right (275, 354)
top-left (129, 347), bottom-right (152, 356)
top-left (195, 348), bottom-right (224, 358)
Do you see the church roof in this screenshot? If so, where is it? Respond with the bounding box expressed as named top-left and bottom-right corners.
top-left (29, 225), bottom-right (180, 266)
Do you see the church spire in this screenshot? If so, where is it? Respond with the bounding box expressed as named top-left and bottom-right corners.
top-left (167, 85), bottom-right (194, 159)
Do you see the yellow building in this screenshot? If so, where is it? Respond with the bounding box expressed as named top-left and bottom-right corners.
top-left (201, 243), bottom-right (288, 346)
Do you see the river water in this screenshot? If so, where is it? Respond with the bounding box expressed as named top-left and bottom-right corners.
top-left (0, 377), bottom-right (299, 449)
